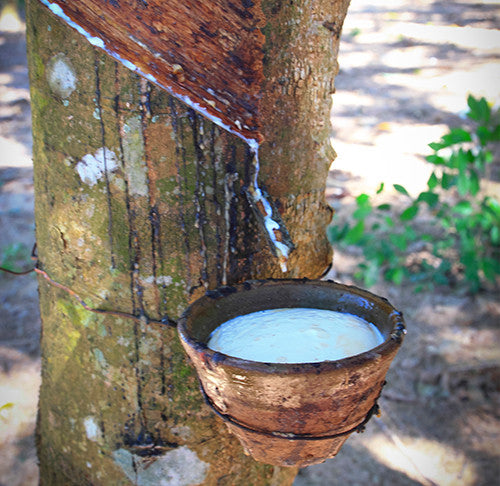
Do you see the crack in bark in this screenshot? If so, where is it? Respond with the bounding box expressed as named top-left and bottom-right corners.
top-left (168, 98), bottom-right (192, 291)
top-left (113, 64), bottom-right (148, 436)
top-left (189, 110), bottom-right (210, 289)
top-left (139, 77), bottom-right (162, 312)
top-left (94, 53), bottom-right (117, 269)
top-left (208, 124), bottom-right (224, 287)
top-left (114, 62), bottom-right (138, 316)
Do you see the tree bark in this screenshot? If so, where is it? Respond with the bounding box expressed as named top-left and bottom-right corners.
top-left (27, 0), bottom-right (350, 484)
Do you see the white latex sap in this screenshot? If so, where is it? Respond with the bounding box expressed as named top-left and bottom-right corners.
top-left (207, 308), bottom-right (385, 363)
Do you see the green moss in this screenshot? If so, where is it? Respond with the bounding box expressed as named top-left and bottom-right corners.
top-left (156, 176), bottom-right (178, 195)
top-left (56, 299), bottom-right (95, 328)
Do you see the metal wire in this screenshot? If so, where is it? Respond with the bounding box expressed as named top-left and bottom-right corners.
top-left (198, 379), bottom-right (385, 441)
top-left (0, 243), bottom-right (177, 328)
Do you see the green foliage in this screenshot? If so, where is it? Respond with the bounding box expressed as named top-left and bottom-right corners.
top-left (0, 243), bottom-right (30, 272)
top-left (329, 95), bottom-right (500, 293)
top-left (348, 27), bottom-right (362, 38)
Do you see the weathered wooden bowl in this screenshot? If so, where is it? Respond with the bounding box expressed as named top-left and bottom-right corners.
top-left (177, 279), bottom-right (405, 467)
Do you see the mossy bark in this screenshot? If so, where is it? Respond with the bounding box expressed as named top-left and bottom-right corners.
top-left (27, 0), bottom-right (349, 484)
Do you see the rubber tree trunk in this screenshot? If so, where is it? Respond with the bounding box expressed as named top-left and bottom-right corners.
top-left (26, 0), bottom-right (350, 484)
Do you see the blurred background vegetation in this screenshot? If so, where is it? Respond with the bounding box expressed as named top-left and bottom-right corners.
top-left (330, 95), bottom-right (500, 293)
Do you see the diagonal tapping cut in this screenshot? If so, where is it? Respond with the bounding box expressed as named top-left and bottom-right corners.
top-left (38, 0), bottom-right (265, 143)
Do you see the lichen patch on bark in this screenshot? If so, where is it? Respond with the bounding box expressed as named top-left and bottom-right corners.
top-left (113, 446), bottom-right (209, 486)
top-left (83, 416), bottom-right (102, 442)
top-left (122, 116), bottom-right (149, 197)
top-left (75, 147), bottom-right (119, 186)
top-left (46, 52), bottom-right (77, 98)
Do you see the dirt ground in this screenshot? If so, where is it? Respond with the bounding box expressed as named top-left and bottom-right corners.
top-left (1, 1), bottom-right (499, 485)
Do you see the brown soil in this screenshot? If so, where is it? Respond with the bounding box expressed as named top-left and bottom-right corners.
top-left (1, 1), bottom-right (499, 485)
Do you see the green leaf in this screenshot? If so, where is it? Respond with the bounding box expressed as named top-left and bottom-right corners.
top-left (417, 191), bottom-right (439, 207)
top-left (457, 148), bottom-right (469, 171)
top-left (377, 203), bottom-right (391, 211)
top-left (389, 233), bottom-right (407, 251)
top-left (476, 125), bottom-right (491, 146)
top-left (393, 184), bottom-right (410, 196)
top-left (442, 128), bottom-right (472, 146)
top-left (457, 171), bottom-right (469, 196)
top-left (386, 267), bottom-right (404, 285)
top-left (356, 193), bottom-right (370, 205)
top-left (441, 172), bottom-right (456, 189)
top-left (400, 205), bottom-right (419, 221)
top-left (376, 182), bottom-right (385, 194)
top-left (484, 197), bottom-right (500, 217)
top-left (428, 142), bottom-right (445, 152)
top-left (356, 262), bottom-right (378, 287)
top-left (426, 153), bottom-right (445, 164)
top-left (327, 224), bottom-right (348, 243)
top-left (353, 206), bottom-right (372, 220)
top-left (446, 151), bottom-right (457, 169)
top-left (462, 253), bottom-right (480, 291)
top-left (469, 170), bottom-right (480, 196)
top-left (344, 221), bottom-right (365, 245)
top-left (482, 258), bottom-right (500, 282)
top-left (456, 152), bottom-right (469, 196)
top-left (353, 194), bottom-right (372, 219)
top-left (491, 226), bottom-right (500, 245)
top-left (453, 200), bottom-right (473, 215)
top-left (467, 95), bottom-right (490, 123)
top-left (427, 172), bottom-right (439, 190)
top-left (404, 226), bottom-right (417, 241)
top-left (491, 124), bottom-right (500, 141)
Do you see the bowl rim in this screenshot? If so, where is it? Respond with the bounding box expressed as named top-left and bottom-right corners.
top-left (177, 278), bottom-right (406, 374)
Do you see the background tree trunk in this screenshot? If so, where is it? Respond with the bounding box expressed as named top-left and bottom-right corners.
top-left (26, 0), bottom-right (350, 483)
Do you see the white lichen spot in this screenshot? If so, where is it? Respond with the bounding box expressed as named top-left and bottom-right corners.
top-left (117, 336), bottom-right (131, 346)
top-left (156, 275), bottom-right (173, 286)
top-left (75, 148), bottom-right (119, 186)
top-left (170, 426), bottom-right (192, 441)
top-left (47, 53), bottom-right (77, 99)
top-left (142, 275), bottom-right (173, 286)
top-left (122, 116), bottom-right (148, 196)
top-left (113, 446), bottom-right (208, 486)
top-left (92, 348), bottom-right (108, 369)
top-left (83, 416), bottom-right (101, 442)
top-left (93, 108), bottom-right (101, 120)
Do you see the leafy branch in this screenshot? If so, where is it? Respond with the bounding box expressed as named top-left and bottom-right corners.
top-left (329, 95), bottom-right (500, 293)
